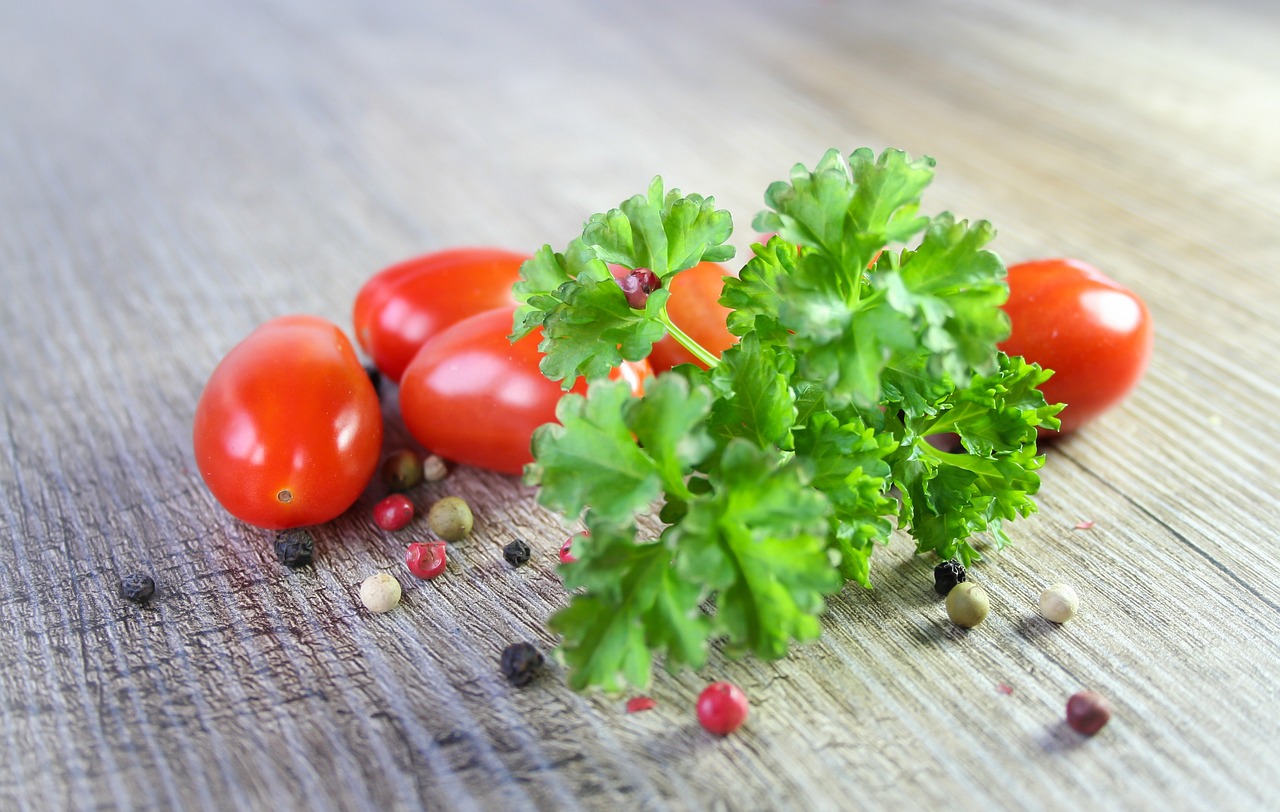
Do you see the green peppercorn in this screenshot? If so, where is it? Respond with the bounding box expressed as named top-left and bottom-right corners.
top-left (428, 496), bottom-right (473, 541)
top-left (945, 581), bottom-right (989, 628)
top-left (381, 450), bottom-right (423, 492)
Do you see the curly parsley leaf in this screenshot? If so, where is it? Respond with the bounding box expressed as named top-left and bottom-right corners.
top-left (517, 147), bottom-right (1063, 691)
top-left (511, 181), bottom-right (734, 388)
top-left (892, 353), bottom-right (1063, 564)
top-left (550, 522), bottom-right (710, 692)
top-left (585, 176), bottom-right (736, 278)
top-left (670, 440), bottom-right (840, 660)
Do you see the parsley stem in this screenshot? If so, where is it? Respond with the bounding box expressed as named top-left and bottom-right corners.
top-left (657, 310), bottom-right (720, 368)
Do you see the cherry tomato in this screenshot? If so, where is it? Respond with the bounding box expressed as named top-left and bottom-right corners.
top-left (353, 247), bottom-right (529, 382)
top-left (193, 316), bottom-right (383, 529)
top-left (999, 258), bottom-right (1153, 434)
top-left (645, 261), bottom-right (738, 372)
top-left (696, 681), bottom-right (749, 735)
top-left (399, 307), bottom-right (651, 476)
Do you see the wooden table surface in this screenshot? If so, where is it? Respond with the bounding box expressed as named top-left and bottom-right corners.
top-left (3, 0), bottom-right (1278, 809)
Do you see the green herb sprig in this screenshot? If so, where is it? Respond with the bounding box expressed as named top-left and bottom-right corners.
top-left (512, 148), bottom-right (1062, 691)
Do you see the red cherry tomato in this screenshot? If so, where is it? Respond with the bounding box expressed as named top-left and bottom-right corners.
top-left (399, 307), bottom-right (651, 476)
top-left (999, 258), bottom-right (1153, 434)
top-left (353, 247), bottom-right (529, 382)
top-left (696, 681), bottom-right (749, 735)
top-left (646, 261), bottom-right (738, 372)
top-left (193, 316), bottom-right (382, 529)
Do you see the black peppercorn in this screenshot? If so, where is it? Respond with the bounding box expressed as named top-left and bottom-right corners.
top-left (503, 538), bottom-right (531, 567)
top-left (933, 559), bottom-right (966, 596)
top-left (500, 642), bottom-right (544, 687)
top-left (119, 572), bottom-right (156, 604)
top-left (274, 529), bottom-right (315, 568)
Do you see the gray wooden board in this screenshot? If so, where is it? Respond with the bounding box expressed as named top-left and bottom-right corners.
top-left (1, 0), bottom-right (1278, 809)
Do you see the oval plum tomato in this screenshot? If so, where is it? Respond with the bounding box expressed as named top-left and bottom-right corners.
top-left (193, 315), bottom-right (383, 529)
top-left (353, 247), bottom-right (529, 382)
top-left (645, 261), bottom-right (737, 372)
top-left (399, 306), bottom-right (651, 476)
top-left (999, 258), bottom-right (1153, 434)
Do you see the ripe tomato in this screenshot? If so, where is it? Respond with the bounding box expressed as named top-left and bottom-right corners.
top-left (399, 306), bottom-right (651, 475)
top-left (353, 247), bottom-right (529, 382)
top-left (999, 258), bottom-right (1153, 434)
top-left (193, 315), bottom-right (383, 529)
top-left (645, 261), bottom-right (737, 372)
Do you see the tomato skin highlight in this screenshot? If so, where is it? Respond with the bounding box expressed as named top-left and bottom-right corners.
top-left (193, 316), bottom-right (383, 530)
top-left (999, 258), bottom-right (1153, 434)
top-left (399, 307), bottom-right (650, 476)
top-left (353, 247), bottom-right (529, 382)
top-left (647, 261), bottom-right (737, 372)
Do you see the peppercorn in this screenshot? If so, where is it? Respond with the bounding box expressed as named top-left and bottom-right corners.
top-left (1066, 690), bottom-right (1112, 735)
top-left (422, 454), bottom-right (449, 482)
top-left (273, 529), bottom-right (315, 568)
top-left (373, 493), bottom-right (415, 532)
top-left (405, 541), bottom-right (447, 580)
top-left (1039, 583), bottom-right (1080, 623)
top-left (428, 496), bottom-right (473, 541)
top-left (359, 573), bottom-right (401, 613)
top-left (119, 572), bottom-right (156, 604)
top-left (500, 641), bottom-right (544, 687)
top-left (503, 538), bottom-right (531, 567)
top-left (381, 450), bottom-right (423, 492)
top-left (945, 581), bottom-right (989, 628)
top-left (933, 559), bottom-right (966, 596)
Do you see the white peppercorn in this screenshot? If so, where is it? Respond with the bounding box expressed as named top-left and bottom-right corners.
top-left (359, 573), bottom-right (401, 613)
top-left (945, 582), bottom-right (989, 628)
top-left (422, 455), bottom-right (449, 482)
top-left (1039, 583), bottom-right (1079, 623)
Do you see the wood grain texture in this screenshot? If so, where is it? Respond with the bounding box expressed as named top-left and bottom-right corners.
top-left (2, 0), bottom-right (1278, 809)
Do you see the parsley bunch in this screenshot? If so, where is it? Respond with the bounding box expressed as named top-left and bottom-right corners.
top-left (511, 148), bottom-right (1062, 691)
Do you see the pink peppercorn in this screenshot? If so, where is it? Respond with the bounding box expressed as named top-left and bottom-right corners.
top-left (697, 682), bottom-right (748, 736)
top-left (373, 494), bottom-right (414, 531)
top-left (560, 531), bottom-right (588, 564)
top-left (405, 541), bottom-right (447, 579)
top-left (1066, 690), bottom-right (1113, 735)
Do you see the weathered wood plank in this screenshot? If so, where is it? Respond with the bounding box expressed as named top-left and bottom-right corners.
top-left (2, 0), bottom-right (1278, 809)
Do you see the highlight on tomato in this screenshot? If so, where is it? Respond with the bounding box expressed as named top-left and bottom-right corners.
top-left (399, 306), bottom-right (651, 476)
top-left (353, 247), bottom-right (529, 382)
top-left (999, 258), bottom-right (1153, 434)
top-left (193, 315), bottom-right (383, 529)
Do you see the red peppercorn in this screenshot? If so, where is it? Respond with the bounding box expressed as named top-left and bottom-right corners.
top-left (373, 494), bottom-right (414, 531)
top-left (1066, 690), bottom-right (1112, 735)
top-left (626, 696), bottom-right (657, 713)
top-left (560, 532), bottom-right (587, 564)
top-left (616, 268), bottom-right (661, 309)
top-left (405, 541), bottom-right (447, 579)
top-left (696, 681), bottom-right (748, 736)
